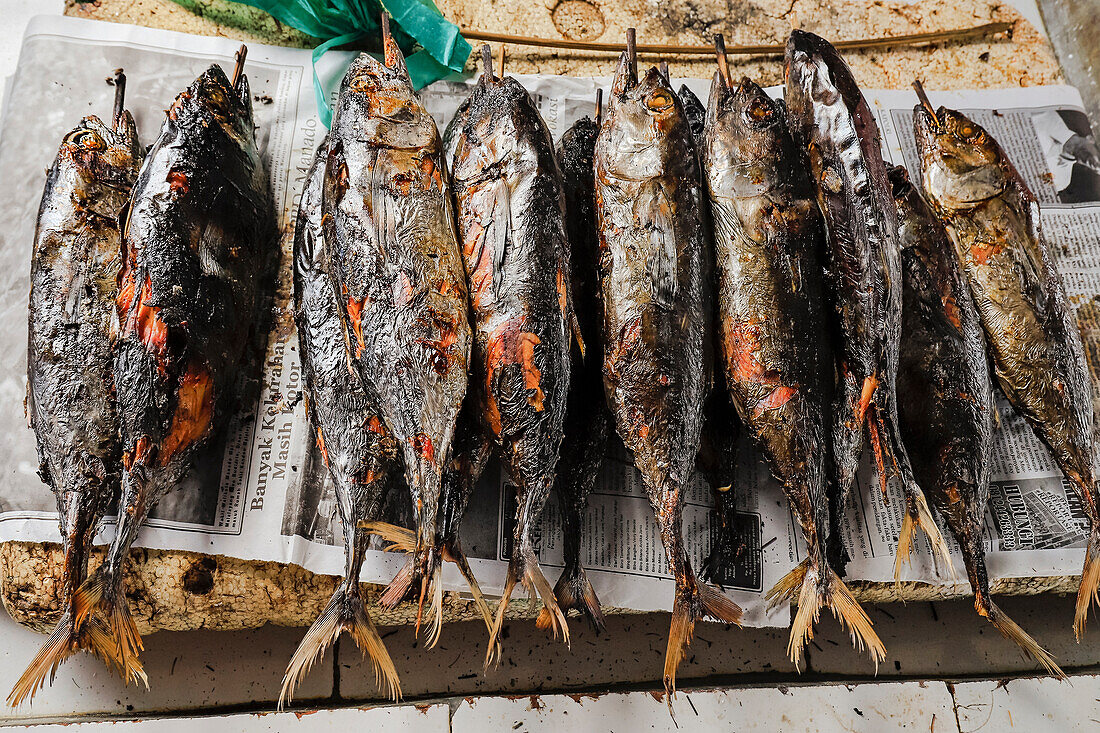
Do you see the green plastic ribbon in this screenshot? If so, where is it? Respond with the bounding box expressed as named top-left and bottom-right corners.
top-left (172, 0), bottom-right (471, 127)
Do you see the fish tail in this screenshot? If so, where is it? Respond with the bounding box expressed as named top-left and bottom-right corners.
top-left (484, 564), bottom-right (518, 670)
top-left (442, 538), bottom-right (495, 635)
top-left (975, 592), bottom-right (1064, 679)
top-left (7, 612), bottom-right (118, 707)
top-left (280, 581), bottom-right (401, 708)
top-left (361, 520), bottom-right (417, 554)
top-left (420, 555), bottom-right (445, 650)
top-left (538, 563), bottom-right (606, 634)
top-left (664, 572), bottom-right (742, 702)
top-left (1074, 524), bottom-right (1100, 640)
top-left (894, 484), bottom-right (955, 582)
top-left (765, 558), bottom-right (884, 669)
top-left (826, 568), bottom-right (886, 669)
top-left (71, 568), bottom-right (147, 689)
top-left (520, 545), bottom-right (570, 646)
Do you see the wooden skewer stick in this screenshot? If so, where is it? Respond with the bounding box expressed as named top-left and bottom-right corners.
top-left (499, 43), bottom-right (506, 77)
top-left (714, 34), bottom-right (732, 89)
top-left (232, 44), bottom-right (247, 89)
top-left (481, 43), bottom-right (494, 81)
top-left (460, 21), bottom-right (1013, 57)
top-left (912, 79), bottom-right (938, 121)
top-left (381, 10), bottom-right (391, 43)
top-left (595, 87), bottom-right (603, 126)
top-left (659, 60), bottom-right (670, 82)
top-left (626, 28), bottom-right (637, 78)
top-left (111, 70), bottom-right (126, 128)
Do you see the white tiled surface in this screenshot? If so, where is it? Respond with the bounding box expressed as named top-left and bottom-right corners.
top-left (19, 703), bottom-right (451, 731)
top-left (451, 682), bottom-right (956, 732)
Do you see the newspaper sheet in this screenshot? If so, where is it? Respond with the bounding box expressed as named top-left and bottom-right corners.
top-left (1, 16), bottom-right (1099, 629)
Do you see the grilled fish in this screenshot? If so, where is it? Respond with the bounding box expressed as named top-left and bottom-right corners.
top-left (596, 53), bottom-right (742, 699)
top-left (891, 164), bottom-right (1062, 676)
top-left (281, 138), bottom-right (402, 705)
top-left (11, 77), bottom-right (142, 706)
top-left (322, 36), bottom-right (471, 644)
top-left (913, 91), bottom-right (1100, 637)
top-left (784, 30), bottom-right (951, 579)
top-left (73, 58), bottom-right (277, 686)
top-left (449, 49), bottom-right (573, 661)
top-left (705, 75), bottom-right (883, 666)
top-left (535, 111), bottom-right (608, 634)
top-left (678, 81), bottom-right (745, 584)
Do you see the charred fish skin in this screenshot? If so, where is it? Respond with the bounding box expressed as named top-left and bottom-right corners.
top-left (450, 61), bottom-right (573, 656)
top-left (282, 138), bottom-right (402, 705)
top-left (13, 109), bottom-right (142, 706)
top-left (322, 41), bottom-right (471, 632)
top-left (784, 30), bottom-right (951, 578)
top-left (891, 165), bottom-right (1062, 676)
top-left (596, 55), bottom-right (742, 698)
top-left (74, 64), bottom-right (276, 686)
top-left (913, 100), bottom-right (1100, 636)
top-left (676, 82), bottom-right (746, 584)
top-left (705, 75), bottom-right (881, 665)
top-left (537, 114), bottom-right (609, 634)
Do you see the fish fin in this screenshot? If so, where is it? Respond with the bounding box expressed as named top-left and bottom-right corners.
top-left (280, 582), bottom-right (401, 708)
top-left (570, 310), bottom-right (587, 361)
top-left (767, 559), bottom-right (884, 670)
top-left (979, 598), bottom-right (1065, 679)
top-left (378, 556), bottom-right (416, 609)
top-left (1074, 525), bottom-right (1100, 640)
top-left (7, 612), bottom-right (119, 707)
top-left (443, 539), bottom-right (497, 637)
top-left (539, 564), bottom-right (606, 634)
top-left (71, 570), bottom-right (147, 689)
top-left (664, 577), bottom-right (741, 703)
top-left (362, 521), bottom-right (419, 608)
top-left (894, 487), bottom-right (955, 583)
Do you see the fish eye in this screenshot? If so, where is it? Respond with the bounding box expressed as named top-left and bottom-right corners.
top-left (745, 96), bottom-right (773, 124)
top-left (953, 119), bottom-right (984, 143)
top-left (67, 130), bottom-right (104, 150)
top-left (646, 90), bottom-right (673, 111)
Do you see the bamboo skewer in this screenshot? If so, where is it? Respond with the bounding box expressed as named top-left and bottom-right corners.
top-left (459, 21), bottom-right (1013, 57)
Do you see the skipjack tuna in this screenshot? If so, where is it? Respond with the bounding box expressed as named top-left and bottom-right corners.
top-left (912, 83), bottom-right (1100, 637)
top-left (677, 79), bottom-right (745, 584)
top-left (449, 47), bottom-right (573, 661)
top-left (541, 102), bottom-right (608, 634)
top-left (72, 50), bottom-right (277, 686)
top-left (784, 30), bottom-right (952, 581)
top-left (282, 137), bottom-right (401, 705)
top-left (595, 38), bottom-right (742, 701)
top-left (704, 66), bottom-right (883, 667)
top-left (322, 26), bottom-right (472, 645)
top-left (11, 74), bottom-right (142, 706)
top-left (891, 164), bottom-right (1062, 677)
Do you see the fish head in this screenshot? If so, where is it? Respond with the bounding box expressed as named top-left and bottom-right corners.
top-left (57, 112), bottom-right (141, 193)
top-left (706, 75), bottom-right (787, 197)
top-left (450, 76), bottom-right (539, 182)
top-left (914, 104), bottom-right (1007, 209)
top-left (600, 64), bottom-right (681, 181)
top-left (176, 65), bottom-right (255, 139)
top-left (336, 52), bottom-right (437, 150)
top-left (784, 30), bottom-right (842, 122)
